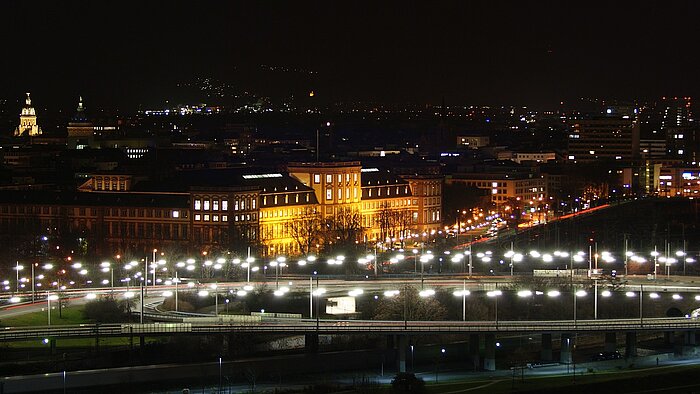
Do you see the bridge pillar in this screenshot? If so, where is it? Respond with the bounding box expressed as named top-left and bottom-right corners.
top-left (604, 332), bottom-right (617, 352)
top-left (49, 339), bottom-right (56, 356)
top-left (484, 333), bottom-right (496, 371)
top-left (674, 331), bottom-right (687, 356)
top-left (560, 333), bottom-right (573, 364)
top-left (685, 331), bottom-right (697, 346)
top-left (541, 333), bottom-right (553, 362)
top-left (305, 334), bottom-right (319, 353)
top-left (469, 334), bottom-right (480, 370)
top-left (664, 331), bottom-right (675, 345)
top-left (625, 332), bottom-right (637, 358)
top-left (396, 335), bottom-right (408, 373)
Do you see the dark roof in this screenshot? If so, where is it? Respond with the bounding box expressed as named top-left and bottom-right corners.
top-left (132, 168), bottom-right (316, 197)
top-left (0, 190), bottom-right (189, 208)
top-left (360, 168), bottom-right (410, 186)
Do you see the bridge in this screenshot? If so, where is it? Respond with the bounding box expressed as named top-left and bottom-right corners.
top-left (5, 317), bottom-right (700, 372)
top-left (2, 317), bottom-right (700, 341)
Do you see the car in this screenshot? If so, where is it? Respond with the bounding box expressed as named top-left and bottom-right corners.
top-left (591, 351), bottom-right (622, 361)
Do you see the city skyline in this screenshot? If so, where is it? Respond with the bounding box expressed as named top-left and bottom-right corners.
top-left (1, 1), bottom-right (699, 110)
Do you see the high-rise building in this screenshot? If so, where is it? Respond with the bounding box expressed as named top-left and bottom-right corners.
top-left (567, 116), bottom-right (640, 162)
top-left (661, 96), bottom-right (693, 129)
top-left (13, 93), bottom-right (42, 137)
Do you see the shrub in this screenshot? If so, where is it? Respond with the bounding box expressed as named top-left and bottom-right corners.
top-left (391, 372), bottom-right (425, 393)
top-left (83, 297), bottom-right (128, 323)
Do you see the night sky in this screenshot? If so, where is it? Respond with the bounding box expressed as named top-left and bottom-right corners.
top-left (1, 1), bottom-right (699, 110)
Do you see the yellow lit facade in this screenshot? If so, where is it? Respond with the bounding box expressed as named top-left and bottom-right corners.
top-left (14, 93), bottom-right (42, 137)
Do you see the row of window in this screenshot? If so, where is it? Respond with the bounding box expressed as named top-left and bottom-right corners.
top-left (192, 226), bottom-right (257, 244)
top-left (194, 213), bottom-right (255, 222)
top-left (107, 222), bottom-right (189, 240)
top-left (362, 199), bottom-right (414, 210)
top-left (194, 197), bottom-right (257, 211)
top-left (0, 205), bottom-right (183, 219)
top-left (260, 207), bottom-right (312, 219)
top-left (262, 193), bottom-right (310, 206)
top-left (365, 186), bottom-right (409, 198)
top-left (313, 173), bottom-right (359, 185)
top-left (325, 187), bottom-right (360, 201)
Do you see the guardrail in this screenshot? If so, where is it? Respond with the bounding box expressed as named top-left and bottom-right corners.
top-left (2, 317), bottom-right (700, 341)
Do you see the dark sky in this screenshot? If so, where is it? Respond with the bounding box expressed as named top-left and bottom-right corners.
top-left (1, 1), bottom-right (699, 110)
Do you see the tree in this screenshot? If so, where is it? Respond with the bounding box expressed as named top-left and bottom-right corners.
top-left (376, 203), bottom-right (415, 244)
top-left (287, 207), bottom-right (323, 255)
top-left (83, 297), bottom-right (129, 323)
top-left (373, 286), bottom-right (448, 321)
top-left (323, 206), bottom-right (363, 251)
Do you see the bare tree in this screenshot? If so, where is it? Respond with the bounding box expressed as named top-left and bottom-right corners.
top-left (287, 207), bottom-right (323, 255)
top-left (373, 286), bottom-right (448, 321)
top-left (324, 206), bottom-right (363, 250)
top-left (376, 202), bottom-right (394, 242)
top-left (376, 203), bottom-right (415, 246)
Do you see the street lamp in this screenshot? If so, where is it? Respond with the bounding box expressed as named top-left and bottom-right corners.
top-left (14, 262), bottom-right (23, 293)
top-left (100, 261), bottom-right (113, 293)
top-left (573, 289), bottom-right (587, 324)
top-left (486, 289), bottom-right (502, 326)
top-left (453, 280), bottom-right (470, 321)
top-left (651, 247), bottom-right (659, 280)
top-left (47, 292), bottom-right (59, 325)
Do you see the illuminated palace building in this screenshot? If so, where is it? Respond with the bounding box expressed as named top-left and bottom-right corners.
top-left (0, 162), bottom-right (442, 257)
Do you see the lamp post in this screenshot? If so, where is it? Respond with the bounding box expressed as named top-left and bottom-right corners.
top-left (651, 247), bottom-right (659, 281)
top-left (487, 287), bottom-right (502, 327)
top-left (14, 261), bottom-right (23, 293)
top-left (212, 283), bottom-right (218, 316)
top-left (453, 280), bottom-right (470, 321)
top-left (47, 292), bottom-right (58, 325)
top-left (100, 262), bottom-right (114, 293)
top-left (31, 263), bottom-right (36, 303)
top-left (468, 243), bottom-right (473, 278)
top-left (573, 289), bottom-right (586, 325)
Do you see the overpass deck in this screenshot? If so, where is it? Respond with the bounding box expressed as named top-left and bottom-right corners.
top-left (2, 317), bottom-right (700, 341)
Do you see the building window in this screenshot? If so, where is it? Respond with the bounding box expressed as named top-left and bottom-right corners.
top-left (326, 174), bottom-right (332, 183)
top-left (204, 214), bottom-right (210, 221)
top-left (195, 214), bottom-right (201, 221)
top-left (222, 200), bottom-right (228, 211)
top-left (241, 200), bottom-right (246, 210)
top-left (203, 200), bottom-right (210, 210)
top-left (194, 199), bottom-right (201, 210)
top-left (222, 215), bottom-right (228, 222)
top-left (213, 200), bottom-right (219, 211)
top-left (338, 188), bottom-right (342, 200)
top-left (172, 210), bottom-right (180, 218)
top-left (326, 188), bottom-right (332, 200)
top-left (337, 174), bottom-right (342, 183)
top-left (314, 174), bottom-right (320, 184)
top-left (213, 215), bottom-right (219, 222)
